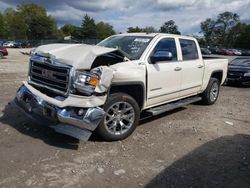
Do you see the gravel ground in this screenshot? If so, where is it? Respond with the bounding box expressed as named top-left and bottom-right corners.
top-left (0, 49), bottom-right (249, 188)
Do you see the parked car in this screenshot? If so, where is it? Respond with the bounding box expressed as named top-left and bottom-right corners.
top-left (209, 47), bottom-right (220, 54)
top-left (230, 49), bottom-right (242, 56)
top-left (3, 41), bottom-right (15, 48)
top-left (14, 33), bottom-right (228, 141)
top-left (241, 50), bottom-right (250, 56)
top-left (218, 48), bottom-right (234, 56)
top-left (0, 46), bottom-right (8, 57)
top-left (226, 57), bottom-right (250, 85)
top-left (201, 48), bottom-right (212, 55)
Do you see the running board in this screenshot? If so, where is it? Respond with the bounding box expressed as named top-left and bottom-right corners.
top-left (146, 96), bottom-right (202, 116)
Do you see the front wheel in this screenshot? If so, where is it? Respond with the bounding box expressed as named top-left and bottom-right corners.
top-left (201, 78), bottom-right (220, 105)
top-left (96, 93), bottom-right (140, 141)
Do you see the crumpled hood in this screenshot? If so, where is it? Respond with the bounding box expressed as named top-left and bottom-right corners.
top-left (35, 43), bottom-right (118, 69)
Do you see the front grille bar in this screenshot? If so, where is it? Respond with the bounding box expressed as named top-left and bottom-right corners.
top-left (29, 59), bottom-right (71, 95)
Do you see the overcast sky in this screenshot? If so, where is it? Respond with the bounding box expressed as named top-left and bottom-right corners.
top-left (0, 0), bottom-right (250, 34)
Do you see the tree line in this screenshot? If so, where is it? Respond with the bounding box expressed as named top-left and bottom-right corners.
top-left (0, 3), bottom-right (249, 49)
top-left (200, 11), bottom-right (250, 49)
top-left (0, 3), bottom-right (181, 41)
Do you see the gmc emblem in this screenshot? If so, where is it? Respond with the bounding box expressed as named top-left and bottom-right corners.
top-left (41, 69), bottom-right (55, 79)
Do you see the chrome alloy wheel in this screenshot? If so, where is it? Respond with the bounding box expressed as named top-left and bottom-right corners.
top-left (210, 82), bottom-right (219, 102)
top-left (104, 102), bottom-right (135, 135)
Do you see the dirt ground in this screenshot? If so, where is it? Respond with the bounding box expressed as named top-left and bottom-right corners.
top-left (0, 49), bottom-right (249, 188)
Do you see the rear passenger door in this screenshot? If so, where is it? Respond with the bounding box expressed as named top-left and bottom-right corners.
top-left (178, 39), bottom-right (204, 97)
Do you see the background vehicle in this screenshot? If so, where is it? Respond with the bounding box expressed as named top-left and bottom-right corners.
top-left (218, 49), bottom-right (234, 56)
top-left (3, 41), bottom-right (15, 48)
top-left (14, 33), bottom-right (228, 141)
top-left (230, 49), bottom-right (242, 56)
top-left (226, 57), bottom-right (250, 85)
top-left (0, 46), bottom-right (8, 57)
top-left (209, 47), bottom-right (220, 54)
top-left (241, 50), bottom-right (250, 56)
top-left (201, 48), bottom-right (212, 55)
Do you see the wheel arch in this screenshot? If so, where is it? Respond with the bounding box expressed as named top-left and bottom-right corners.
top-left (210, 70), bottom-right (223, 84)
top-left (108, 82), bottom-right (145, 110)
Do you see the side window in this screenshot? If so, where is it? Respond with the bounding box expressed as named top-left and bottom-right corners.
top-left (179, 39), bottom-right (198, 60)
top-left (153, 38), bottom-right (177, 61)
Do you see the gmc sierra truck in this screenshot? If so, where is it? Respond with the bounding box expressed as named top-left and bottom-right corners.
top-left (15, 33), bottom-right (228, 141)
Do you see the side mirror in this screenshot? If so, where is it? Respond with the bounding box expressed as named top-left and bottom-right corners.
top-left (150, 51), bottom-right (173, 63)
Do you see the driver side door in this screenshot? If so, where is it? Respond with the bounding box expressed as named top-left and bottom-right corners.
top-left (146, 37), bottom-right (182, 107)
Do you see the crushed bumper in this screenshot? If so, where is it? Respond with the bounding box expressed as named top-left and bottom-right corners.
top-left (15, 85), bottom-right (105, 141)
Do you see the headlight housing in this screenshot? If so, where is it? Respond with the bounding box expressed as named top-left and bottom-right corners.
top-left (74, 70), bottom-right (101, 95)
top-left (243, 72), bottom-right (250, 77)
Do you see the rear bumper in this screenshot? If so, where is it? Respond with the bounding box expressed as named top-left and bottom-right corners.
top-left (15, 85), bottom-right (105, 141)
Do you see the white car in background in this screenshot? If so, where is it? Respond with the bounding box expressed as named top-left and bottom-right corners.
top-left (231, 49), bottom-right (242, 56)
top-left (3, 41), bottom-right (15, 48)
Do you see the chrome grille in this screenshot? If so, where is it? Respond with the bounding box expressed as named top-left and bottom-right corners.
top-left (30, 61), bottom-right (70, 94)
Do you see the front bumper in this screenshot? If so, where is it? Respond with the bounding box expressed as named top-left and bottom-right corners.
top-left (15, 85), bottom-right (105, 141)
top-left (226, 76), bottom-right (250, 85)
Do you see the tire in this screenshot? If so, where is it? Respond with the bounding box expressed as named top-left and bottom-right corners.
top-left (0, 52), bottom-right (3, 58)
top-left (201, 78), bottom-right (220, 105)
top-left (96, 93), bottom-right (140, 141)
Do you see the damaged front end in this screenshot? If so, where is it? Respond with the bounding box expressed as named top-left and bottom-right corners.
top-left (15, 83), bottom-right (105, 141)
top-left (14, 44), bottom-right (121, 140)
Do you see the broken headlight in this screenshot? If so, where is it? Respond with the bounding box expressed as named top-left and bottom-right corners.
top-left (73, 70), bottom-right (101, 95)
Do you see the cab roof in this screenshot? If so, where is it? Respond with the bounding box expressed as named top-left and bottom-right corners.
top-left (113, 32), bottom-right (194, 40)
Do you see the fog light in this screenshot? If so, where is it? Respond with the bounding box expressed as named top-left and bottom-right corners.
top-left (78, 109), bottom-right (85, 116)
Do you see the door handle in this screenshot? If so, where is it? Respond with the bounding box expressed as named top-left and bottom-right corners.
top-left (197, 65), bottom-right (204, 68)
top-left (174, 67), bottom-right (182, 71)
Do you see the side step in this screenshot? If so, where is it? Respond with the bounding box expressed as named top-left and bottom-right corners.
top-left (146, 96), bottom-right (202, 116)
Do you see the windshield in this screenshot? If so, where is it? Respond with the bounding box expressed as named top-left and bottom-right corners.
top-left (98, 36), bottom-right (152, 60)
top-left (230, 58), bottom-right (250, 67)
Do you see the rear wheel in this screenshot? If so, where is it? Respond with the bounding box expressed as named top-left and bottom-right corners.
top-left (201, 78), bottom-right (220, 105)
top-left (96, 93), bottom-right (140, 141)
top-left (0, 52), bottom-right (3, 58)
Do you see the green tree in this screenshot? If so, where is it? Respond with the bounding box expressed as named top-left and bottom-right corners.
top-left (217, 12), bottom-right (240, 32)
top-left (0, 13), bottom-right (7, 38)
top-left (127, 26), bottom-right (157, 33)
top-left (216, 12), bottom-right (240, 47)
top-left (127, 26), bottom-right (143, 33)
top-left (61, 24), bottom-right (76, 36)
top-left (81, 14), bottom-right (97, 39)
top-left (200, 12), bottom-right (240, 47)
top-left (160, 20), bottom-right (181, 34)
top-left (60, 24), bottom-right (82, 39)
top-left (17, 3), bottom-right (57, 39)
top-left (142, 26), bottom-right (157, 33)
top-left (28, 15), bottom-right (57, 39)
top-left (4, 8), bottom-right (27, 39)
top-left (96, 21), bottom-right (115, 39)
top-left (233, 23), bottom-right (250, 49)
top-left (200, 18), bottom-right (216, 46)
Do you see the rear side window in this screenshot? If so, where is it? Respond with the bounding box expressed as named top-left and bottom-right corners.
top-left (180, 39), bottom-right (198, 60)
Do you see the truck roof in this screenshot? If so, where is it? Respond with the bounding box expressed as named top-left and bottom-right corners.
top-left (113, 33), bottom-right (195, 40)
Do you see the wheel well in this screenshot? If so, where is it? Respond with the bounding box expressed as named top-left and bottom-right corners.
top-left (211, 71), bottom-right (223, 84)
top-left (109, 83), bottom-right (144, 110)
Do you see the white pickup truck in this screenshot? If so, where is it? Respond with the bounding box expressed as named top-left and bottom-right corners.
top-left (15, 33), bottom-right (228, 141)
